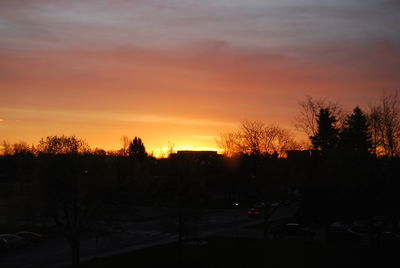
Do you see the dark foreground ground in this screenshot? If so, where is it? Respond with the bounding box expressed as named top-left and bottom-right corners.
top-left (76, 236), bottom-right (400, 268)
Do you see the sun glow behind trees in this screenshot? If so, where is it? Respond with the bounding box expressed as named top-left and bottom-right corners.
top-left (1, 92), bottom-right (400, 158)
top-left (1, 1), bottom-right (400, 157)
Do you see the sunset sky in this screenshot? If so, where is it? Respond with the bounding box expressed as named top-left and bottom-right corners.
top-left (1, 0), bottom-right (399, 156)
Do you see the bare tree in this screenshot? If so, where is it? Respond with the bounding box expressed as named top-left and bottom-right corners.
top-left (120, 135), bottom-right (130, 156)
top-left (1, 141), bottom-right (14, 156)
top-left (239, 120), bottom-right (267, 155)
top-left (1, 141), bottom-right (35, 156)
top-left (295, 96), bottom-right (344, 140)
top-left (13, 141), bottom-right (35, 156)
top-left (167, 142), bottom-right (176, 158)
top-left (272, 127), bottom-right (302, 157)
top-left (216, 132), bottom-right (241, 157)
top-left (38, 135), bottom-right (89, 155)
top-left (368, 91), bottom-right (400, 157)
top-left (41, 155), bottom-right (113, 267)
top-left (36, 135), bottom-right (99, 267)
top-left (217, 120), bottom-right (300, 157)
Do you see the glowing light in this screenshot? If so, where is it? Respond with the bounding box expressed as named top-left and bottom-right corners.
top-left (152, 145), bottom-right (223, 159)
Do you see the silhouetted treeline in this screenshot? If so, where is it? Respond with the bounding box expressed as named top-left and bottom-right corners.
top-left (1, 91), bottom-right (400, 266)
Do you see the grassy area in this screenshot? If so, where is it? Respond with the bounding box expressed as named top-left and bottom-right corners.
top-left (77, 236), bottom-right (398, 268)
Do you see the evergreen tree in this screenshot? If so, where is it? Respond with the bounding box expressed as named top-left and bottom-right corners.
top-left (310, 108), bottom-right (339, 155)
top-left (128, 137), bottom-right (148, 159)
top-left (340, 106), bottom-right (373, 156)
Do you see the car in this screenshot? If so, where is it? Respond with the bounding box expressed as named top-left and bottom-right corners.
top-left (14, 232), bottom-right (43, 245)
top-left (377, 231), bottom-right (400, 247)
top-left (247, 208), bottom-right (262, 218)
top-left (271, 201), bottom-right (281, 208)
top-left (270, 223), bottom-right (315, 239)
top-left (327, 221), bottom-right (363, 243)
top-left (0, 234), bottom-right (27, 249)
top-left (349, 220), bottom-right (371, 234)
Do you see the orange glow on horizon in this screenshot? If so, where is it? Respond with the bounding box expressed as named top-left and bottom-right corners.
top-left (153, 145), bottom-right (223, 158)
top-left (1, 1), bottom-right (399, 153)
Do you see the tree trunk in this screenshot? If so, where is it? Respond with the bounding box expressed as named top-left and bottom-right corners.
top-left (68, 235), bottom-right (81, 268)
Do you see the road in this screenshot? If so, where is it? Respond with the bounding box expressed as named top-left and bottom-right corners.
top-left (0, 203), bottom-right (299, 268)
